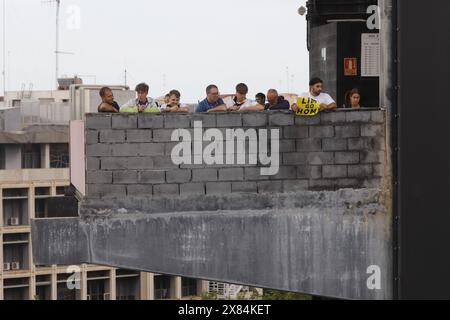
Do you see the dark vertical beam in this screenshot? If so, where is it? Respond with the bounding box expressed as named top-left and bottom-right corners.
top-left (397, 0), bottom-right (450, 299)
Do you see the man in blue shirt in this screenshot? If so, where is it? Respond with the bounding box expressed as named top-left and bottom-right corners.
top-left (196, 84), bottom-right (227, 113)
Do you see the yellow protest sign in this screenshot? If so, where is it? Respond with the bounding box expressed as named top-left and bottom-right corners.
top-left (295, 97), bottom-right (321, 117)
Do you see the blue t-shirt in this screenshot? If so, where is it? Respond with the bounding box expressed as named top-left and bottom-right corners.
top-left (196, 98), bottom-right (225, 113)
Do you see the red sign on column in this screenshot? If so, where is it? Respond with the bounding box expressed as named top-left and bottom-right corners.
top-left (344, 58), bottom-right (358, 76)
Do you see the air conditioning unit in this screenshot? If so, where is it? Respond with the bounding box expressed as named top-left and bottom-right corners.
top-left (3, 262), bottom-right (11, 271)
top-left (9, 217), bottom-right (20, 226)
top-left (11, 262), bottom-right (20, 270)
top-left (103, 293), bottom-right (111, 300)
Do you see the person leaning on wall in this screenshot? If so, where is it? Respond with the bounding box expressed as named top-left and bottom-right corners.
top-left (161, 90), bottom-right (190, 113)
top-left (120, 82), bottom-right (161, 113)
top-left (343, 88), bottom-right (362, 109)
top-left (98, 87), bottom-right (120, 113)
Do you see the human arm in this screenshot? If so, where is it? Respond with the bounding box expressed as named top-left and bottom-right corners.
top-left (98, 103), bottom-right (119, 113)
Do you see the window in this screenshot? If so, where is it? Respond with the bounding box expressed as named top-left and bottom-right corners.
top-left (21, 144), bottom-right (41, 169)
top-left (50, 144), bottom-right (70, 168)
top-left (154, 275), bottom-right (171, 300)
top-left (182, 278), bottom-right (198, 297)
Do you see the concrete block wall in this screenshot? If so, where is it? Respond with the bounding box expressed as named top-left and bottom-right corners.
top-left (84, 110), bottom-right (386, 200)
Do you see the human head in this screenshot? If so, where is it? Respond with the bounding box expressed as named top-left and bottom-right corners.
top-left (135, 83), bottom-right (150, 102)
top-left (255, 93), bottom-right (266, 105)
top-left (99, 87), bottom-right (114, 104)
top-left (309, 77), bottom-right (324, 96)
top-left (267, 89), bottom-right (279, 105)
top-left (168, 90), bottom-right (181, 106)
top-left (346, 88), bottom-right (361, 108)
top-left (206, 84), bottom-right (219, 103)
top-left (235, 83), bottom-right (249, 102)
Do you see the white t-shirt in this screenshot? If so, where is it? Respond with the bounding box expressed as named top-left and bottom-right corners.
top-left (223, 96), bottom-right (258, 110)
top-left (300, 92), bottom-right (335, 106)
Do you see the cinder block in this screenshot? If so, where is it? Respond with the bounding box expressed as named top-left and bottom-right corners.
top-left (269, 113), bottom-right (294, 126)
top-left (371, 110), bottom-right (385, 123)
top-left (373, 164), bottom-right (384, 177)
top-left (137, 143), bottom-right (165, 156)
top-left (348, 165), bottom-right (373, 178)
top-left (309, 179), bottom-right (335, 191)
top-left (164, 115), bottom-right (191, 129)
top-left (323, 165), bottom-right (348, 178)
top-left (99, 130), bottom-right (126, 143)
top-left (284, 127), bottom-right (309, 139)
top-left (126, 130), bottom-right (152, 143)
top-left (335, 125), bottom-right (361, 138)
top-left (296, 139), bottom-right (322, 152)
top-left (361, 124), bottom-right (385, 137)
top-left (242, 113), bottom-right (268, 127)
top-left (111, 144), bottom-right (139, 157)
top-left (180, 183), bottom-right (205, 196)
top-left (322, 138), bottom-right (347, 151)
top-left (269, 166), bottom-right (297, 180)
top-left (190, 114), bottom-right (217, 128)
top-left (280, 140), bottom-right (296, 153)
top-left (283, 180), bottom-right (309, 192)
top-left (192, 169), bottom-right (218, 182)
top-left (86, 144), bottom-right (111, 157)
top-left (216, 114), bottom-right (242, 127)
top-left (336, 179), bottom-right (362, 189)
top-left (257, 181), bottom-right (283, 193)
top-left (345, 111), bottom-right (371, 123)
top-left (87, 157), bottom-right (100, 170)
top-left (101, 157), bottom-right (154, 170)
top-left (297, 166), bottom-right (322, 179)
top-left (321, 111), bottom-right (346, 124)
top-left (335, 152), bottom-right (360, 165)
top-left (360, 151), bottom-right (385, 164)
top-left (295, 116), bottom-right (320, 126)
top-left (231, 182), bottom-right (257, 193)
top-left (138, 114), bottom-right (164, 129)
top-left (112, 114), bottom-right (137, 129)
top-left (86, 115), bottom-right (111, 130)
top-left (138, 170), bottom-right (166, 184)
top-left (309, 126), bottom-right (334, 138)
top-left (283, 153), bottom-right (308, 165)
top-left (86, 130), bottom-right (99, 144)
top-left (153, 184), bottom-right (179, 197)
top-left (113, 171), bottom-right (138, 184)
top-left (166, 170), bottom-right (192, 183)
top-left (152, 156), bottom-right (179, 169)
top-left (153, 129), bottom-right (178, 142)
top-left (86, 171), bottom-right (113, 184)
top-left (127, 185), bottom-right (153, 196)
top-left (206, 182), bottom-right (231, 195)
top-left (348, 137), bottom-right (386, 151)
top-left (218, 168), bottom-right (244, 181)
top-left (363, 179), bottom-right (383, 188)
top-left (87, 184), bottom-right (126, 198)
top-left (244, 168), bottom-right (271, 181)
top-left (307, 152), bottom-right (334, 165)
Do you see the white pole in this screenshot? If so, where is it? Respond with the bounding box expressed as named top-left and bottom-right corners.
top-left (55, 0), bottom-right (60, 88)
top-left (2, 0), bottom-right (6, 96)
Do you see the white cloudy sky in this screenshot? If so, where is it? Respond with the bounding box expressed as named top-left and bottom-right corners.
top-left (1, 0), bottom-right (309, 102)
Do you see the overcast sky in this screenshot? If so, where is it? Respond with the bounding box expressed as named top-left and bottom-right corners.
top-left (1, 0), bottom-right (309, 102)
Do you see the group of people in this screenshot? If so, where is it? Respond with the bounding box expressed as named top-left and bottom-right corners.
top-left (98, 78), bottom-right (363, 114)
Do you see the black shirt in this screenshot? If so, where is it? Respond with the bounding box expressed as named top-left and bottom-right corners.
top-left (265, 97), bottom-right (291, 110)
top-left (98, 101), bottom-right (120, 113)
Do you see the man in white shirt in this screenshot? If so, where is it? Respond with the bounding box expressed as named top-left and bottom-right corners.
top-left (225, 83), bottom-right (264, 112)
top-left (292, 77), bottom-right (337, 112)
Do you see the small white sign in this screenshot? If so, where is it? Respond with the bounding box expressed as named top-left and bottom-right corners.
top-left (361, 33), bottom-right (381, 77)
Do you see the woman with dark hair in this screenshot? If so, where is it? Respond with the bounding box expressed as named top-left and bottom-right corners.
top-left (344, 88), bottom-right (361, 109)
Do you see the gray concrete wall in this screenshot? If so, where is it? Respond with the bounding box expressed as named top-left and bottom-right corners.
top-left (85, 110), bottom-right (386, 201)
top-left (32, 109), bottom-right (393, 300)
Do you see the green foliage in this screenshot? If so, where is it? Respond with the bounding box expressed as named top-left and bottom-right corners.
top-left (260, 290), bottom-right (312, 301)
